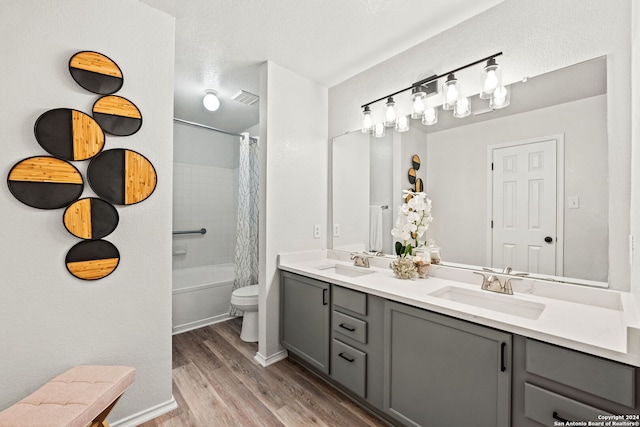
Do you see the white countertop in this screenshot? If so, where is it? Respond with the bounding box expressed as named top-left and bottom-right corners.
top-left (278, 249), bottom-right (640, 366)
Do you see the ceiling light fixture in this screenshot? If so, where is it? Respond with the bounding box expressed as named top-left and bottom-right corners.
top-left (360, 52), bottom-right (506, 133)
top-left (203, 89), bottom-right (220, 111)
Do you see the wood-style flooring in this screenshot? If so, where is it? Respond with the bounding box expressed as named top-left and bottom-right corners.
top-left (139, 318), bottom-right (387, 427)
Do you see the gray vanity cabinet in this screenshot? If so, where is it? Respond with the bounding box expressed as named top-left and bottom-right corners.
top-left (512, 336), bottom-right (640, 426)
top-left (384, 301), bottom-right (512, 427)
top-left (280, 272), bottom-right (330, 373)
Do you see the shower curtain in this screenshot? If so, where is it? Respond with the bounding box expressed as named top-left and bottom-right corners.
top-left (230, 132), bottom-right (259, 316)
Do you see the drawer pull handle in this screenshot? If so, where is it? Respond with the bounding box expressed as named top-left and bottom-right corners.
top-left (339, 323), bottom-right (356, 332)
top-left (552, 412), bottom-right (570, 423)
top-left (322, 288), bottom-right (328, 305)
top-left (339, 352), bottom-right (355, 363)
top-left (500, 342), bottom-right (506, 372)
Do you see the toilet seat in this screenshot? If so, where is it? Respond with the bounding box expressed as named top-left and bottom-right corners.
top-left (231, 285), bottom-right (259, 307)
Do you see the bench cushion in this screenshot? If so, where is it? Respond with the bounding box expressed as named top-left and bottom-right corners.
top-left (0, 365), bottom-right (135, 427)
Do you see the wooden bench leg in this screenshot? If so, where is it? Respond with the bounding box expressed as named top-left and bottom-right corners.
top-left (90, 395), bottom-right (122, 427)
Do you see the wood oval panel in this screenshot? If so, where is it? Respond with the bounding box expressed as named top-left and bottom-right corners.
top-left (415, 177), bottom-right (423, 192)
top-left (412, 154), bottom-right (421, 170)
top-left (87, 149), bottom-right (157, 205)
top-left (408, 168), bottom-right (416, 184)
top-left (63, 197), bottom-right (119, 240)
top-left (7, 156), bottom-right (84, 209)
top-left (35, 108), bottom-right (105, 161)
top-left (92, 95), bottom-right (142, 136)
top-left (66, 239), bottom-right (120, 280)
top-left (69, 51), bottom-right (123, 95)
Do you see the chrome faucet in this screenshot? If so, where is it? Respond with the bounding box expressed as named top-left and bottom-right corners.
top-left (474, 271), bottom-right (521, 295)
top-left (350, 253), bottom-right (371, 268)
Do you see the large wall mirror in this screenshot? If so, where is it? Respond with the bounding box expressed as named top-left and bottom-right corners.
top-left (331, 56), bottom-right (609, 286)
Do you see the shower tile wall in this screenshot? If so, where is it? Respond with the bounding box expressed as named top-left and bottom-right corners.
top-left (173, 162), bottom-right (238, 269)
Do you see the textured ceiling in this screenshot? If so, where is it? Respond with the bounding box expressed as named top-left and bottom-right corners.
top-left (140, 0), bottom-right (503, 133)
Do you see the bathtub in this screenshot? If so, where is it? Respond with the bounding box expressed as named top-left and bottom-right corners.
top-left (172, 264), bottom-right (236, 334)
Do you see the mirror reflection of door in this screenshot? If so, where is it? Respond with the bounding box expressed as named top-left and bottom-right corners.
top-left (490, 136), bottom-right (560, 275)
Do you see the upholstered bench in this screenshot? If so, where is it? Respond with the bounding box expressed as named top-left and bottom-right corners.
top-left (0, 365), bottom-right (135, 427)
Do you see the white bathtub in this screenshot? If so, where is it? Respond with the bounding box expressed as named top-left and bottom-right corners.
top-left (172, 264), bottom-right (236, 334)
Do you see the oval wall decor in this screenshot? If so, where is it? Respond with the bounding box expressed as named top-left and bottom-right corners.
top-left (88, 149), bottom-right (157, 205)
top-left (408, 168), bottom-right (416, 184)
top-left (69, 51), bottom-right (123, 95)
top-left (7, 156), bottom-right (84, 209)
top-left (34, 108), bottom-right (105, 161)
top-left (63, 197), bottom-right (119, 240)
top-left (415, 177), bottom-right (424, 192)
top-left (412, 154), bottom-right (421, 170)
top-left (92, 95), bottom-right (142, 136)
top-left (65, 239), bottom-right (120, 280)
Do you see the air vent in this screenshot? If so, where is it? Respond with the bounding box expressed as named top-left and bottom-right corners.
top-left (231, 90), bottom-right (259, 105)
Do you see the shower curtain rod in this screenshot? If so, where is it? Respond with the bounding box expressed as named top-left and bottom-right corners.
top-left (173, 118), bottom-right (258, 143)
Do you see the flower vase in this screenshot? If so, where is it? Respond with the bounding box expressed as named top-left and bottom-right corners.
top-left (390, 256), bottom-right (418, 280)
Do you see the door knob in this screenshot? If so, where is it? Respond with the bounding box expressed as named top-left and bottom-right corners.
top-left (544, 236), bottom-right (553, 243)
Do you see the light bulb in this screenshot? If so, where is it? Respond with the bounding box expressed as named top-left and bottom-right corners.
top-left (490, 86), bottom-right (510, 109)
top-left (453, 97), bottom-right (471, 118)
top-left (411, 86), bottom-right (427, 119)
top-left (480, 58), bottom-right (502, 99)
top-left (483, 70), bottom-right (499, 94)
top-left (373, 123), bottom-right (386, 138)
top-left (422, 107), bottom-right (438, 125)
top-left (203, 90), bottom-right (220, 111)
top-left (383, 97), bottom-right (397, 127)
top-left (361, 106), bottom-right (373, 133)
top-left (396, 115), bottom-right (410, 132)
top-left (442, 74), bottom-right (459, 110)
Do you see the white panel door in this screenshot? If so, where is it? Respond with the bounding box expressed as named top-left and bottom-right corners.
top-left (492, 139), bottom-right (557, 274)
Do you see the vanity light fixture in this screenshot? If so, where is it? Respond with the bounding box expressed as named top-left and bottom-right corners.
top-left (203, 89), bottom-right (220, 111)
top-left (383, 97), bottom-right (397, 127)
top-left (361, 105), bottom-right (373, 133)
top-left (359, 52), bottom-right (506, 132)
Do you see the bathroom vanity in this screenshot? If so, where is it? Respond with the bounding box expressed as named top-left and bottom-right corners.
top-left (279, 250), bottom-right (640, 427)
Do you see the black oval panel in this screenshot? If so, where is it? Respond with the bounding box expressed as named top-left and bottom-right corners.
top-left (87, 149), bottom-right (157, 205)
top-left (63, 197), bottom-right (119, 240)
top-left (69, 51), bottom-right (123, 95)
top-left (7, 156), bottom-right (84, 209)
top-left (92, 95), bottom-right (142, 136)
top-left (65, 239), bottom-right (120, 280)
top-left (34, 108), bottom-right (105, 161)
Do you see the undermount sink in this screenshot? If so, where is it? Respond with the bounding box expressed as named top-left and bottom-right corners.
top-left (429, 286), bottom-right (545, 320)
top-left (316, 264), bottom-right (375, 278)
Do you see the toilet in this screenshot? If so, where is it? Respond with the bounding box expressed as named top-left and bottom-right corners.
top-left (230, 285), bottom-right (259, 342)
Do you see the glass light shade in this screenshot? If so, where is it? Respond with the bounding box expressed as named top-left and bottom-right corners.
top-left (383, 97), bottom-right (397, 127)
top-left (422, 106), bottom-right (438, 125)
top-left (453, 97), bottom-right (471, 118)
top-left (373, 123), bottom-right (386, 138)
top-left (203, 90), bottom-right (220, 111)
top-left (442, 74), bottom-right (459, 110)
top-left (490, 86), bottom-right (510, 109)
top-left (396, 115), bottom-right (410, 132)
top-left (411, 86), bottom-right (427, 119)
top-left (361, 106), bottom-right (373, 133)
top-left (480, 58), bottom-right (502, 99)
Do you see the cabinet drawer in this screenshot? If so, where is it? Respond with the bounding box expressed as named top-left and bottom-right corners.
top-left (526, 339), bottom-right (635, 407)
top-left (331, 339), bottom-right (366, 398)
top-left (333, 286), bottom-right (367, 315)
top-left (524, 383), bottom-right (611, 424)
top-left (333, 311), bottom-right (367, 344)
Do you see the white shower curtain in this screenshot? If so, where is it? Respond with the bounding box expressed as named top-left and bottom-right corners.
top-left (230, 133), bottom-right (259, 316)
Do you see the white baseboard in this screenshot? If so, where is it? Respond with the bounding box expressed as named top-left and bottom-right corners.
top-left (254, 349), bottom-right (288, 367)
top-left (110, 396), bottom-right (177, 427)
top-left (172, 314), bottom-right (236, 335)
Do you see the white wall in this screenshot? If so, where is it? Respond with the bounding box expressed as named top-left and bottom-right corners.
top-left (632, 1), bottom-right (640, 294)
top-left (426, 95), bottom-right (607, 282)
top-left (173, 122), bottom-right (239, 269)
top-left (258, 61), bottom-right (328, 361)
top-left (329, 0), bottom-right (631, 290)
top-left (0, 1), bottom-right (175, 424)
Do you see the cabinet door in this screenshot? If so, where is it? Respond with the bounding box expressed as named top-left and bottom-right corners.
top-left (281, 272), bottom-right (330, 374)
top-left (384, 301), bottom-right (511, 427)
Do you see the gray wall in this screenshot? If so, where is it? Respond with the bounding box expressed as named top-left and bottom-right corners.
top-left (0, 1), bottom-right (175, 423)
